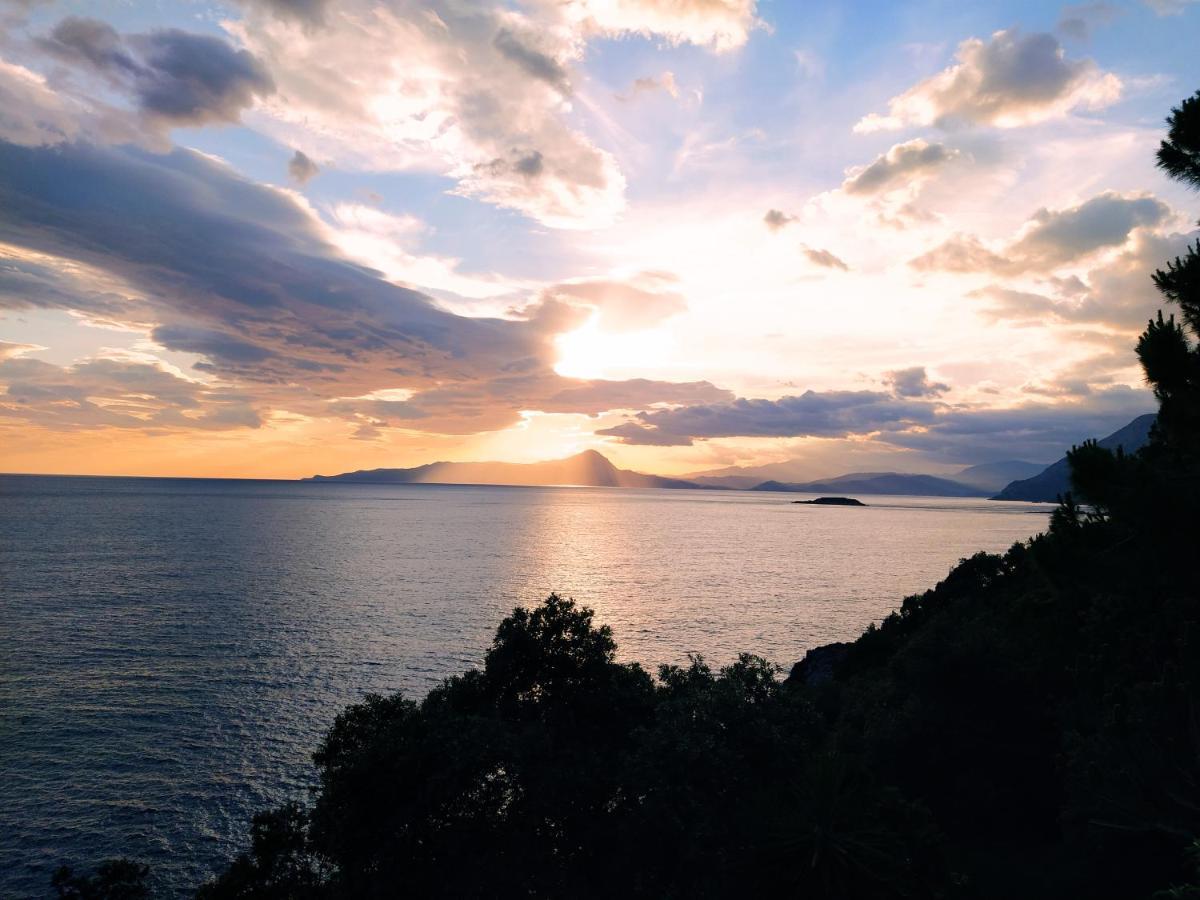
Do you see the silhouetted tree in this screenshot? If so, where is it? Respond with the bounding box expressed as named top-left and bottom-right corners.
top-left (196, 89), bottom-right (1200, 900)
top-left (51, 860), bottom-right (149, 900)
top-left (1053, 90), bottom-right (1200, 531)
top-left (1158, 90), bottom-right (1200, 189)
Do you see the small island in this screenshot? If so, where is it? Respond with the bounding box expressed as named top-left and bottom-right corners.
top-left (792, 496), bottom-right (866, 506)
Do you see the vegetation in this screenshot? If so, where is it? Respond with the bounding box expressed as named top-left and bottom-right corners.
top-left (51, 860), bottom-right (150, 900)
top-left (64, 90), bottom-right (1200, 899)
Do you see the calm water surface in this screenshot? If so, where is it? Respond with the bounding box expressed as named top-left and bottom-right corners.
top-left (0, 475), bottom-right (1051, 896)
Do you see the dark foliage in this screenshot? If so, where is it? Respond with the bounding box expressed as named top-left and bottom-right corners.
top-left (1158, 90), bottom-right (1200, 190)
top-left (187, 89), bottom-right (1200, 897)
top-left (52, 860), bottom-right (150, 900)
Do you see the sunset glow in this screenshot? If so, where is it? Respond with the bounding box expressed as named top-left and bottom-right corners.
top-left (1, 1), bottom-right (1197, 479)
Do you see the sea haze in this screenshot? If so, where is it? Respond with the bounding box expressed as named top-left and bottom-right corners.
top-left (0, 475), bottom-right (1050, 896)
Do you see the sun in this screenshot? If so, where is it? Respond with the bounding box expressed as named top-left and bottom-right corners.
top-left (553, 314), bottom-right (676, 380)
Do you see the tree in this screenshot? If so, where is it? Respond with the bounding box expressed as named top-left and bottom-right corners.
top-left (1054, 90), bottom-right (1200, 530)
top-left (1158, 90), bottom-right (1200, 190)
top-left (51, 860), bottom-right (150, 900)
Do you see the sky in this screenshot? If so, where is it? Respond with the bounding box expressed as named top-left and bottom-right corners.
top-left (0, 0), bottom-right (1198, 479)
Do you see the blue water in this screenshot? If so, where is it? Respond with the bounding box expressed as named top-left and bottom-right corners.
top-left (0, 475), bottom-right (1051, 896)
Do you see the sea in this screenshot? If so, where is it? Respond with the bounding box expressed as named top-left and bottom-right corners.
top-left (0, 474), bottom-right (1052, 897)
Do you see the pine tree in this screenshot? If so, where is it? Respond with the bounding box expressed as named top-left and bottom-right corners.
top-left (1058, 90), bottom-right (1200, 529)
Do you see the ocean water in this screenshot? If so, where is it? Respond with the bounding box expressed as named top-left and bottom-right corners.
top-left (0, 475), bottom-right (1051, 896)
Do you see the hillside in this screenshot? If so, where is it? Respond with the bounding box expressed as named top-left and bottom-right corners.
top-left (953, 460), bottom-right (1046, 491)
top-left (992, 414), bottom-right (1156, 501)
top-left (693, 460), bottom-right (1046, 495)
top-left (305, 449), bottom-right (704, 490)
top-left (752, 472), bottom-right (986, 497)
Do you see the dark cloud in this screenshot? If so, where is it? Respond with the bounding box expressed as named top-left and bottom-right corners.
top-left (595, 421), bottom-right (693, 446)
top-left (598, 381), bottom-right (1154, 464)
top-left (234, 0), bottom-right (331, 25)
top-left (601, 390), bottom-right (938, 444)
top-left (842, 139), bottom-right (959, 195)
top-left (802, 247), bottom-right (848, 270)
top-left (513, 150), bottom-right (545, 177)
top-left (37, 17), bottom-right (274, 130)
top-left (0, 139), bottom-right (725, 435)
top-left (151, 325), bottom-right (276, 364)
top-left (884, 386), bottom-right (1153, 463)
top-left (886, 366), bottom-right (950, 398)
top-left (287, 149), bottom-right (319, 184)
top-left (912, 192), bottom-right (1172, 275)
top-left (492, 27), bottom-right (571, 94)
top-left (763, 209), bottom-right (795, 231)
top-left (0, 246), bottom-right (138, 317)
top-left (1056, 2), bottom-right (1119, 40)
top-left (1010, 193), bottom-right (1169, 268)
top-left (476, 148), bottom-right (548, 181)
top-left (857, 28), bottom-right (1120, 131)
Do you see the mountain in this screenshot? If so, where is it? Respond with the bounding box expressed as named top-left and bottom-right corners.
top-left (992, 413), bottom-right (1156, 502)
top-left (691, 460), bottom-right (1045, 494)
top-left (305, 450), bottom-right (705, 490)
top-left (952, 460), bottom-right (1046, 493)
top-left (751, 472), bottom-right (985, 497)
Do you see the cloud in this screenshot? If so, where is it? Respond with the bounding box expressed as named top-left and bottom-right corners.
top-left (234, 0), bottom-right (332, 25)
top-left (322, 204), bottom-right (518, 300)
top-left (37, 17), bottom-right (274, 132)
top-left (220, 1), bottom-right (754, 228)
top-left (883, 386), bottom-right (1153, 463)
top-left (620, 71), bottom-right (679, 101)
top-left (333, 373), bottom-right (731, 435)
top-left (886, 366), bottom-right (950, 398)
top-left (0, 355), bottom-right (262, 431)
top-left (539, 272), bottom-right (688, 332)
top-left (1009, 193), bottom-right (1170, 268)
top-left (492, 26), bottom-right (572, 94)
top-left (1056, 2), bottom-right (1120, 40)
top-left (287, 149), bottom-right (319, 184)
top-left (793, 49), bottom-right (824, 80)
top-left (0, 341), bottom-right (43, 360)
top-left (0, 59), bottom-right (86, 146)
top-left (911, 191), bottom-right (1172, 275)
top-left (911, 234), bottom-right (1010, 273)
top-left (974, 229), bottom-right (1199, 330)
top-left (574, 0), bottom-right (761, 51)
top-left (1020, 350), bottom-right (1135, 398)
top-left (596, 421), bottom-right (693, 446)
top-left (856, 29), bottom-right (1121, 132)
top-left (0, 241), bottom-right (145, 320)
top-left (1143, 0), bottom-right (1198, 14)
top-left (220, 1), bottom-right (625, 229)
top-left (0, 138), bottom-right (728, 436)
top-left (597, 382), bottom-right (1154, 464)
top-left (600, 390), bottom-right (939, 444)
top-left (763, 209), bottom-right (795, 231)
top-left (842, 139), bottom-right (960, 195)
top-left (802, 246), bottom-right (848, 270)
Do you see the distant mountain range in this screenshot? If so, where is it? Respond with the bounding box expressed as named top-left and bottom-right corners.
top-left (307, 417), bottom-right (1156, 500)
top-left (992, 413), bottom-right (1156, 502)
top-left (695, 460), bottom-right (1046, 496)
top-left (751, 473), bottom-right (989, 497)
top-left (305, 449), bottom-right (703, 490)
